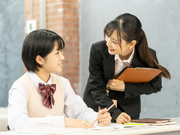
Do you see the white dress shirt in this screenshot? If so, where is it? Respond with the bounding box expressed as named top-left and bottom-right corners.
top-left (114, 48), bottom-right (135, 76)
top-left (8, 72), bottom-right (98, 130)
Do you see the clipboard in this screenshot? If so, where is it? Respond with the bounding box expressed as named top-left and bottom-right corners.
top-left (116, 67), bottom-right (161, 83)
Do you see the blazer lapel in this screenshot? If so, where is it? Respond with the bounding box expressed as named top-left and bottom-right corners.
top-left (103, 48), bottom-right (115, 81)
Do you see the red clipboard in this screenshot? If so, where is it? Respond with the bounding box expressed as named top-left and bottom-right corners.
top-left (116, 67), bottom-right (162, 83)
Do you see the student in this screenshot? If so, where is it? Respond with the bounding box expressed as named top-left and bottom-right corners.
top-left (83, 13), bottom-right (171, 124)
top-left (8, 29), bottom-right (111, 131)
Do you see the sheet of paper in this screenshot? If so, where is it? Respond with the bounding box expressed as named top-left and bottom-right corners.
top-left (92, 126), bottom-right (114, 130)
top-left (91, 123), bottom-right (142, 130)
top-left (109, 123), bottom-right (126, 129)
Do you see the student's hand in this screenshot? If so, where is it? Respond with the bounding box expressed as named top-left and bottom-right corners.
top-left (106, 79), bottom-right (125, 91)
top-left (64, 117), bottom-right (95, 129)
top-left (97, 108), bottom-right (112, 126)
top-left (115, 112), bottom-right (131, 124)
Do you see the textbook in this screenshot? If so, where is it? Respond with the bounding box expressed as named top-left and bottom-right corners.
top-left (130, 118), bottom-right (176, 126)
top-left (116, 67), bottom-right (161, 83)
top-left (130, 118), bottom-right (171, 123)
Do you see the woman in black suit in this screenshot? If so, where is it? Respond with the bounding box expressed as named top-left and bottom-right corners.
top-left (83, 13), bottom-right (171, 124)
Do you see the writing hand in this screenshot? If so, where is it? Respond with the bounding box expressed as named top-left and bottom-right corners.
top-left (97, 108), bottom-right (112, 126)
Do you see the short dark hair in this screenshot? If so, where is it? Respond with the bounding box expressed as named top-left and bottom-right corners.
top-left (22, 29), bottom-right (65, 72)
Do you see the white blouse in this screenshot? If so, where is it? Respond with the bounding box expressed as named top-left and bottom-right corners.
top-left (114, 47), bottom-right (135, 76)
top-left (8, 72), bottom-right (98, 130)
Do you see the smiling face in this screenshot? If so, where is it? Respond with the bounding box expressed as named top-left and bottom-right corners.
top-left (37, 41), bottom-right (65, 74)
top-left (105, 30), bottom-right (136, 59)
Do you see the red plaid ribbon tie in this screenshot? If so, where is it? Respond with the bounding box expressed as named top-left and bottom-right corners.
top-left (38, 83), bottom-right (56, 109)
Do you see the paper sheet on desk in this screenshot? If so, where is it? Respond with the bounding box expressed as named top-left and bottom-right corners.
top-left (92, 123), bottom-right (144, 130)
top-left (92, 125), bottom-right (115, 129)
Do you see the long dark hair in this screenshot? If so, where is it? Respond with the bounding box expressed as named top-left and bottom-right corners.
top-left (104, 13), bottom-right (171, 79)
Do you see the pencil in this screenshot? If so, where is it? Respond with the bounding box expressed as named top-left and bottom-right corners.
top-left (92, 103), bottom-right (115, 124)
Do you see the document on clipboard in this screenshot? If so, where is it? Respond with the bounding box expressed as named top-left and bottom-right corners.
top-left (116, 67), bottom-right (162, 83)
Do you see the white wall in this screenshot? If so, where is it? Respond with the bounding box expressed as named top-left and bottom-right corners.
top-left (80, 0), bottom-right (180, 118)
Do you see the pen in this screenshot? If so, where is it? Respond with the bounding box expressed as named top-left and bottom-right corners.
top-left (92, 103), bottom-right (115, 124)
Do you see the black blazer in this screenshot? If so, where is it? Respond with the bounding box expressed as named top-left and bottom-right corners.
top-left (83, 40), bottom-right (162, 122)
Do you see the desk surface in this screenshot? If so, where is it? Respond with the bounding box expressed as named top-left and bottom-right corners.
top-left (0, 107), bottom-right (8, 131)
top-left (0, 117), bottom-right (180, 135)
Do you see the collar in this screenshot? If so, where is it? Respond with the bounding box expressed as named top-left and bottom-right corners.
top-left (114, 47), bottom-right (135, 63)
top-left (27, 72), bottom-right (52, 89)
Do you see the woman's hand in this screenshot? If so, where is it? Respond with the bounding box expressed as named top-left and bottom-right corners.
top-left (106, 79), bottom-right (125, 91)
top-left (97, 108), bottom-right (112, 126)
top-left (115, 112), bottom-right (131, 124)
top-left (64, 117), bottom-right (95, 129)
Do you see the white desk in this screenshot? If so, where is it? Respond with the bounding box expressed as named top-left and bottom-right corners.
top-left (0, 107), bottom-right (8, 131)
top-left (0, 117), bottom-right (180, 135)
